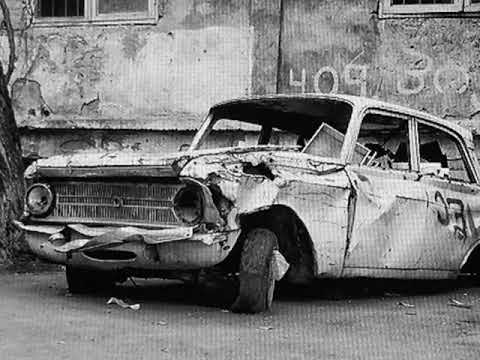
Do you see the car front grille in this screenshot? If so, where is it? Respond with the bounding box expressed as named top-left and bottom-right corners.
top-left (44, 181), bottom-right (183, 227)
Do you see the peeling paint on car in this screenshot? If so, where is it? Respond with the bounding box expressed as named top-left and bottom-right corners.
top-left (17, 94), bottom-right (480, 283)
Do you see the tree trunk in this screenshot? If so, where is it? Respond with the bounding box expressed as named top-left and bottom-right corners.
top-left (0, 79), bottom-right (25, 264)
top-left (0, 0), bottom-right (26, 265)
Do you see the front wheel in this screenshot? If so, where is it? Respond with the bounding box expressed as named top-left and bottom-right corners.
top-left (66, 265), bottom-right (116, 294)
top-left (231, 228), bottom-right (278, 313)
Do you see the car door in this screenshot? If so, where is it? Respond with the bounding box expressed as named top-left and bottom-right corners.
top-left (342, 108), bottom-right (433, 278)
top-left (413, 119), bottom-right (480, 272)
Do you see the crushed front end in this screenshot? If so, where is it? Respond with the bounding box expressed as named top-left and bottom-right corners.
top-left (15, 153), bottom-right (241, 274)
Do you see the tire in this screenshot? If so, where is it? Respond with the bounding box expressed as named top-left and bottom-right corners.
top-left (66, 265), bottom-right (116, 294)
top-left (231, 228), bottom-right (278, 314)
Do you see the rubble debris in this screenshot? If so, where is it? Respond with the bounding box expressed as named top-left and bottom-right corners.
top-left (271, 250), bottom-right (290, 281)
top-left (107, 297), bottom-right (140, 310)
top-left (398, 301), bottom-right (415, 308)
top-left (258, 326), bottom-right (274, 331)
top-left (448, 299), bottom-right (472, 309)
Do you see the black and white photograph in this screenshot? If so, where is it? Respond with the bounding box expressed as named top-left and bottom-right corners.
top-left (0, 1), bottom-right (479, 359)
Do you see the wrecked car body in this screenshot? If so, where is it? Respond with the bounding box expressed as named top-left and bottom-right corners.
top-left (16, 94), bottom-right (480, 313)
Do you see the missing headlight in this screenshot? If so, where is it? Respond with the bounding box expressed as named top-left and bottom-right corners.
top-left (173, 185), bottom-right (204, 225)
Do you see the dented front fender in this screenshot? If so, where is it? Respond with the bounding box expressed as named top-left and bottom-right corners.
top-left (180, 151), bottom-right (352, 277)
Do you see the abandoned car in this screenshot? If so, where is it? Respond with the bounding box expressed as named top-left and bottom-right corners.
top-left (15, 94), bottom-right (480, 313)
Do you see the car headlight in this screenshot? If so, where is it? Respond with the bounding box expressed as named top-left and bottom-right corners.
top-left (25, 183), bottom-right (55, 217)
top-left (173, 185), bottom-right (203, 225)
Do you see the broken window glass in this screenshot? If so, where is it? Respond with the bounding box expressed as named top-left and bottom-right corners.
top-left (98, 0), bottom-right (149, 14)
top-left (303, 123), bottom-right (369, 161)
top-left (199, 119), bottom-right (263, 150)
top-left (417, 123), bottom-right (472, 182)
top-left (37, 0), bottom-right (84, 17)
top-left (356, 113), bottom-right (411, 171)
top-left (193, 98), bottom-right (354, 155)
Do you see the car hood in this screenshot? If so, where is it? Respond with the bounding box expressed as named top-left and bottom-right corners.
top-left (26, 145), bottom-right (344, 179)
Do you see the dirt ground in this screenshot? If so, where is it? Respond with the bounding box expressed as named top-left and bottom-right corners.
top-left (0, 269), bottom-right (479, 360)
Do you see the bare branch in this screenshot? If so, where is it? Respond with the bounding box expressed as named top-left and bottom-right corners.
top-left (0, 0), bottom-right (15, 84)
top-left (20, 0), bottom-right (34, 37)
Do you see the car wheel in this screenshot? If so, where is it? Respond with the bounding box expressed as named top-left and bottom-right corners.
top-left (66, 265), bottom-right (116, 294)
top-left (231, 228), bottom-right (278, 314)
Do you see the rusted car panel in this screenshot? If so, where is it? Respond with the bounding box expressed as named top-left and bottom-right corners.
top-left (180, 150), bottom-right (352, 277)
top-left (16, 94), bottom-right (480, 312)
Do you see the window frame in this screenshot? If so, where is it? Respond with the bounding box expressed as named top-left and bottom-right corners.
top-left (413, 117), bottom-right (477, 184)
top-left (380, 0), bottom-right (480, 17)
top-left (382, 0), bottom-right (462, 16)
top-left (353, 107), bottom-right (416, 172)
top-left (465, 0), bottom-right (480, 11)
top-left (34, 0), bottom-right (158, 26)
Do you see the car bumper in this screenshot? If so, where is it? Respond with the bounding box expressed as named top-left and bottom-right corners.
top-left (14, 221), bottom-right (240, 271)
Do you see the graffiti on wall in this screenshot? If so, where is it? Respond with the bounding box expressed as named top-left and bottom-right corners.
top-left (287, 50), bottom-right (471, 98)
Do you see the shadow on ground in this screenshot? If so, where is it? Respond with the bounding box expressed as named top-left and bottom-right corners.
top-left (78, 275), bottom-right (479, 310)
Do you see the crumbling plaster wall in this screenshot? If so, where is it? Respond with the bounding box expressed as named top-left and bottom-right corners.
top-left (6, 0), bottom-right (480, 158)
top-left (280, 0), bottom-right (480, 123)
top-left (7, 0), bottom-right (254, 123)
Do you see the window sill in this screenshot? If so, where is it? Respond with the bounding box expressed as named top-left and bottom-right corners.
top-left (33, 17), bottom-right (159, 27)
top-left (379, 11), bottom-right (480, 19)
top-left (379, 1), bottom-right (480, 18)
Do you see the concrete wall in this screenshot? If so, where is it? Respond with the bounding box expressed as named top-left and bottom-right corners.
top-left (9, 0), bottom-right (254, 123)
top-left (0, 0), bottom-right (282, 158)
top-left (280, 0), bottom-right (480, 123)
top-left (4, 0), bottom-right (480, 158)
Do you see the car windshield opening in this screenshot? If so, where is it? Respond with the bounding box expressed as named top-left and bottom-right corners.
top-left (194, 97), bottom-right (354, 158)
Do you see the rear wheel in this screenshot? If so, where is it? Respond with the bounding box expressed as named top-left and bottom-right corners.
top-left (231, 228), bottom-right (278, 314)
top-left (66, 265), bottom-right (116, 294)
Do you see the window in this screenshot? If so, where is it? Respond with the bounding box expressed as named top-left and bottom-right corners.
top-left (199, 119), bottom-right (263, 150)
top-left (356, 112), bottom-right (411, 171)
top-left (38, 0), bottom-right (84, 17)
top-left (192, 98), bottom-right (355, 155)
top-left (304, 123), bottom-right (370, 161)
top-left (381, 0), bottom-right (480, 16)
top-left (417, 123), bottom-right (473, 182)
top-left (35, 0), bottom-right (157, 25)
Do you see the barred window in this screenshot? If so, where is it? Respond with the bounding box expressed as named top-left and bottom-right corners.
top-left (37, 0), bottom-right (84, 17)
top-left (35, 0), bottom-right (157, 25)
top-left (382, 0), bottom-right (480, 16)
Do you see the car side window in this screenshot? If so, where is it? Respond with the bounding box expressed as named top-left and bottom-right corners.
top-left (417, 122), bottom-right (472, 183)
top-left (356, 112), bottom-right (411, 171)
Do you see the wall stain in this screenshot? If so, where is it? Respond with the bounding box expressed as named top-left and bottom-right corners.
top-left (122, 31), bottom-right (147, 61)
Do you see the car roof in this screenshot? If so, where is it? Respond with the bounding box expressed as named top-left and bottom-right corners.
top-left (210, 93), bottom-right (474, 146)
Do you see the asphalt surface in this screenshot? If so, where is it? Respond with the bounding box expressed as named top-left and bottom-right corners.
top-left (0, 269), bottom-right (479, 360)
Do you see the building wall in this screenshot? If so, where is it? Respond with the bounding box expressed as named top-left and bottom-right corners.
top-left (10, 0), bottom-right (254, 121)
top-left (280, 0), bottom-right (480, 122)
top-left (3, 1), bottom-right (480, 158)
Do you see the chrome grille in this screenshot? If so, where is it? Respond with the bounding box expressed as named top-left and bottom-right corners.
top-left (46, 181), bottom-right (183, 226)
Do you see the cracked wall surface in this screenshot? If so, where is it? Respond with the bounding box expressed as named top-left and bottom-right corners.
top-left (3, 0), bottom-right (254, 125)
top-left (279, 0), bottom-right (480, 123)
top-left (3, 0), bottom-right (480, 158)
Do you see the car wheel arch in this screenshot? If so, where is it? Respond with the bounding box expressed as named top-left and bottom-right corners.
top-left (234, 204), bottom-right (317, 284)
top-left (460, 240), bottom-right (480, 276)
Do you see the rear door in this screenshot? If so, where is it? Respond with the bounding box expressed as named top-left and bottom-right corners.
top-left (414, 119), bottom-right (480, 271)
